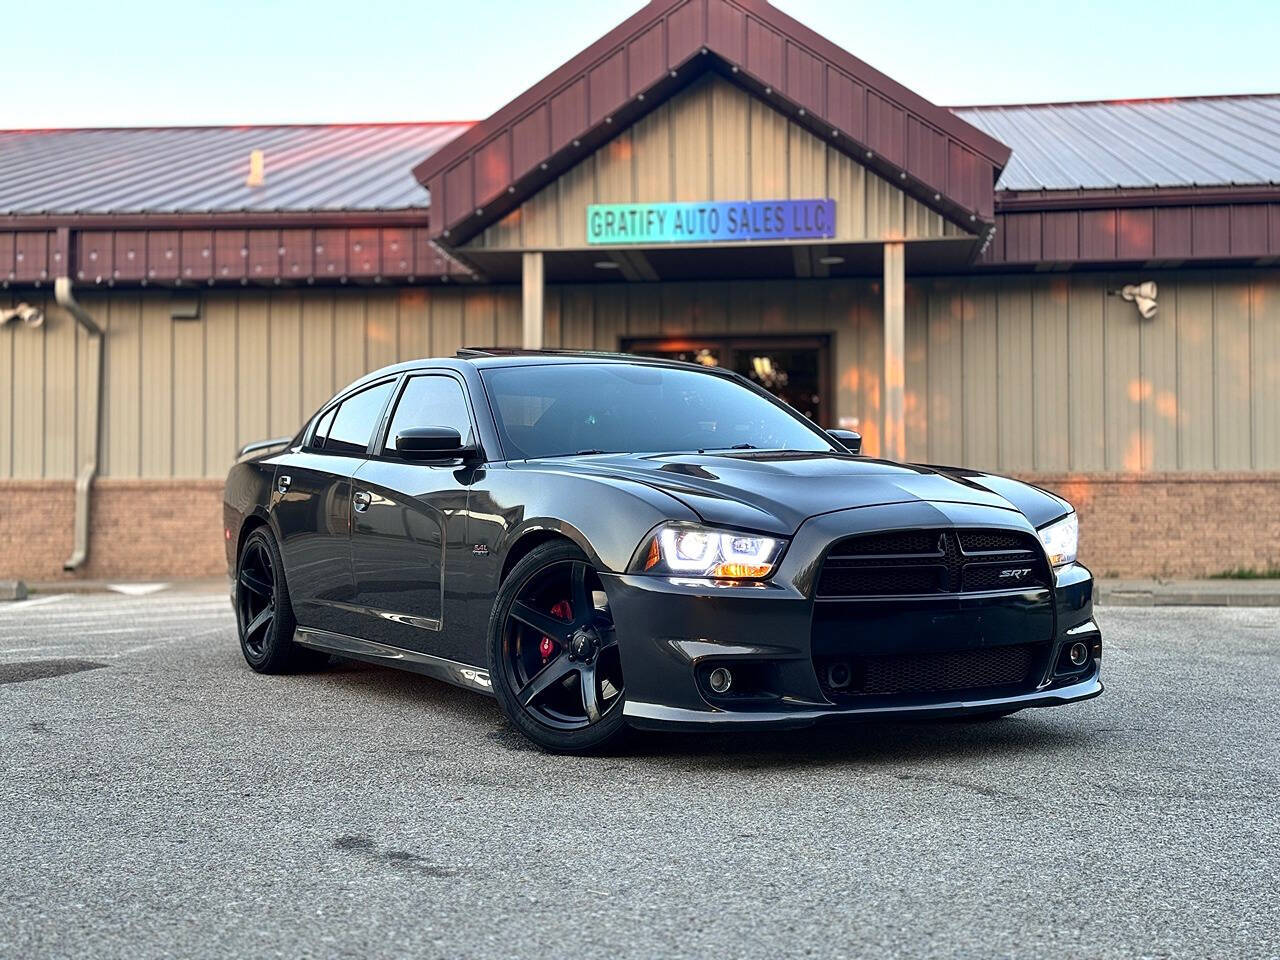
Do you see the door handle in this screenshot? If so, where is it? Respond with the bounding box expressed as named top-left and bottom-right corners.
top-left (353, 490), bottom-right (372, 513)
top-left (276, 475), bottom-right (291, 495)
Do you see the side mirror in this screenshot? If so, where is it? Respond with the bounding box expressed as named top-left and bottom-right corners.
top-left (828, 428), bottom-right (862, 455)
top-left (395, 426), bottom-right (476, 462)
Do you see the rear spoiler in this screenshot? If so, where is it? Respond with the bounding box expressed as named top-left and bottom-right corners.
top-left (236, 436), bottom-right (294, 460)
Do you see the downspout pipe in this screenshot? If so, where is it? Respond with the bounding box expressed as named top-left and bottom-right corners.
top-left (54, 277), bottom-right (103, 572)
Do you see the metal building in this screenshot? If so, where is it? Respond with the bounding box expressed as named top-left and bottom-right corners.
top-left (2, 0), bottom-right (1278, 581)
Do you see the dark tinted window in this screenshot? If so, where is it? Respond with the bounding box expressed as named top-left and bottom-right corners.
top-left (325, 381), bottom-right (394, 455)
top-left (309, 406), bottom-right (337, 450)
top-left (480, 363), bottom-right (833, 459)
top-left (384, 376), bottom-right (474, 454)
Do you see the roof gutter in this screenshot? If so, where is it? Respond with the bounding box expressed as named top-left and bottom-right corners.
top-left (53, 277), bottom-right (102, 572)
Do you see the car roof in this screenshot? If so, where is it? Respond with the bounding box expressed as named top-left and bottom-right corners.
top-left (334, 347), bottom-right (731, 399)
top-left (455, 347), bottom-right (714, 370)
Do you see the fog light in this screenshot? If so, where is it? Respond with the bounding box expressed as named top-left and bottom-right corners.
top-left (1069, 642), bottom-right (1089, 667)
top-left (708, 667), bottom-right (733, 694)
top-left (826, 661), bottom-right (852, 690)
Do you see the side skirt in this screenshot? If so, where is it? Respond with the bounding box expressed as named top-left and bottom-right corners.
top-left (295, 626), bottom-right (493, 696)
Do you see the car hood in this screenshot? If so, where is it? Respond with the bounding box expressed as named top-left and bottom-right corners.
top-left (524, 451), bottom-right (1070, 536)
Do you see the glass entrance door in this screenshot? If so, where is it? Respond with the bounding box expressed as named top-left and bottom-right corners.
top-left (622, 336), bottom-right (831, 425)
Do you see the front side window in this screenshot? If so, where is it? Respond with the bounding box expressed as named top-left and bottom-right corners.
top-left (324, 381), bottom-right (394, 455)
top-left (383, 375), bottom-right (474, 455)
top-left (480, 363), bottom-right (834, 459)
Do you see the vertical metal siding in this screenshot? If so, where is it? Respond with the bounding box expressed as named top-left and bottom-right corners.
top-left (468, 75), bottom-right (967, 251)
top-left (1103, 281), bottom-right (1142, 471)
top-left (3, 272), bottom-right (1276, 481)
top-left (995, 282), bottom-right (1034, 472)
top-left (139, 295), bottom-right (173, 477)
top-left (1254, 281), bottom-right (1280, 468)
top-left (1031, 279), bottom-right (1070, 471)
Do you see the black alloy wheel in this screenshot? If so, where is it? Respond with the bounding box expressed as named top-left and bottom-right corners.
top-left (235, 526), bottom-right (323, 673)
top-left (489, 541), bottom-right (626, 752)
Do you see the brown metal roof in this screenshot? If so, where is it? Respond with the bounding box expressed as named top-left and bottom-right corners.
top-left (0, 122), bottom-right (469, 216)
top-left (412, 0), bottom-right (1011, 247)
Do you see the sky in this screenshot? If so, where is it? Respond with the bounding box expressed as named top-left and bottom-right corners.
top-left (5, 0), bottom-right (1278, 129)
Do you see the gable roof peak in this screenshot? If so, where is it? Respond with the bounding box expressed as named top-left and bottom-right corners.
top-left (415, 0), bottom-right (1010, 245)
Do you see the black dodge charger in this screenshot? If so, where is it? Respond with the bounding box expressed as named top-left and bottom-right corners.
top-left (224, 349), bottom-right (1102, 751)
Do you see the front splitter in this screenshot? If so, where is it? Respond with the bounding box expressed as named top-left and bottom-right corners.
top-left (623, 672), bottom-right (1103, 731)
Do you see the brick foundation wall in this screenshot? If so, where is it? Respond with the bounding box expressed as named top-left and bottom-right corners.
top-left (1, 473), bottom-right (1277, 582)
top-left (1022, 473), bottom-right (1280, 578)
top-left (0, 479), bottom-right (226, 582)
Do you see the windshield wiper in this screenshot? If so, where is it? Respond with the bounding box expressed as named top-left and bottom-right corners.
top-left (534, 449), bottom-right (614, 459)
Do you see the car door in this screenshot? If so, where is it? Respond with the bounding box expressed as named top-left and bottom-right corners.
top-left (348, 372), bottom-right (477, 658)
top-left (271, 378), bottom-right (395, 637)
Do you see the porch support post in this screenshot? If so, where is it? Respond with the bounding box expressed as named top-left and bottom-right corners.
top-left (522, 251), bottom-right (545, 349)
top-left (882, 241), bottom-right (906, 461)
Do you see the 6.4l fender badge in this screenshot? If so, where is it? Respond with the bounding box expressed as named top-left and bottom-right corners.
top-left (471, 544), bottom-right (490, 558)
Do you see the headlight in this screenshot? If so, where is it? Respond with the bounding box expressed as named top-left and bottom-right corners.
top-left (1038, 513), bottom-right (1078, 567)
top-left (633, 523), bottom-right (786, 580)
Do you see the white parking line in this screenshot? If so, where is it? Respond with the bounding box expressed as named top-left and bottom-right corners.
top-left (3, 602), bottom-right (229, 622)
top-left (0, 623), bottom-right (232, 656)
top-left (106, 583), bottom-right (170, 596)
top-left (108, 625), bottom-right (229, 656)
top-left (0, 594), bottom-right (69, 613)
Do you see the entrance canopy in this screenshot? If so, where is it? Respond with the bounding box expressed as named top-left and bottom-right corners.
top-left (414, 0), bottom-right (1011, 269)
top-left (456, 73), bottom-right (979, 283)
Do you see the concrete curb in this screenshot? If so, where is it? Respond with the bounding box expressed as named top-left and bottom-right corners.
top-left (1097, 579), bottom-right (1280, 607)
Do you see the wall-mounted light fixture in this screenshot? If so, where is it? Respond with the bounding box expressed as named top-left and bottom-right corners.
top-left (0, 302), bottom-right (44, 328)
top-left (1111, 281), bottom-right (1158, 319)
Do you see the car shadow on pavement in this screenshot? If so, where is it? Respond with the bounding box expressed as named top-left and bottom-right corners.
top-left (305, 655), bottom-right (1103, 768)
top-left (617, 713), bottom-right (1103, 770)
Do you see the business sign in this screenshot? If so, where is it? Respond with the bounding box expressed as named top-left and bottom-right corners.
top-left (586, 199), bottom-right (835, 245)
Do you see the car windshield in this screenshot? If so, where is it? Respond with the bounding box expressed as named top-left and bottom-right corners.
top-left (480, 362), bottom-right (835, 459)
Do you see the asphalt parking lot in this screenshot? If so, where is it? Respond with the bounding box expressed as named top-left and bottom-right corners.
top-left (1, 590), bottom-right (1276, 959)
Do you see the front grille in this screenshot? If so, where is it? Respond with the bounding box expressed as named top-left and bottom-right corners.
top-left (816, 643), bottom-right (1036, 699)
top-left (815, 528), bottom-right (1048, 598)
top-left (818, 565), bottom-right (944, 597)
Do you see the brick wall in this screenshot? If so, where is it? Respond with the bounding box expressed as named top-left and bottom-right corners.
top-left (1026, 473), bottom-right (1280, 579)
top-left (0, 479), bottom-right (225, 582)
top-left (1, 473), bottom-right (1277, 582)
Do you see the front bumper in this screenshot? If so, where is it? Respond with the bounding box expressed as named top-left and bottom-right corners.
top-left (601, 504), bottom-right (1102, 731)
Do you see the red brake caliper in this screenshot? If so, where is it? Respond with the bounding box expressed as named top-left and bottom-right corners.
top-left (541, 600), bottom-right (572, 661)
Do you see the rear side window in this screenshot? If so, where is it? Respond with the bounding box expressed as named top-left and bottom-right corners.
top-left (325, 381), bottom-right (394, 455)
top-left (384, 375), bottom-right (474, 454)
top-left (309, 406), bottom-right (337, 450)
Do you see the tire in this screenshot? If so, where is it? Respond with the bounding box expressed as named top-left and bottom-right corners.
top-left (234, 526), bottom-right (327, 674)
top-left (488, 541), bottom-right (627, 753)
